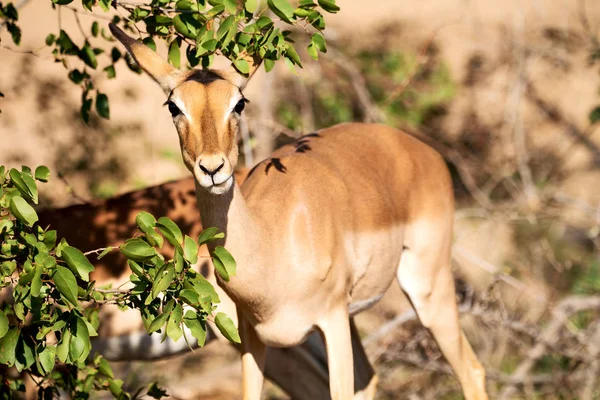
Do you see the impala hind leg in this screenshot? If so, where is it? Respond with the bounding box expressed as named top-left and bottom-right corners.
top-left (239, 314), bottom-right (266, 400)
top-left (397, 249), bottom-right (488, 400)
top-left (318, 307), bottom-right (355, 400)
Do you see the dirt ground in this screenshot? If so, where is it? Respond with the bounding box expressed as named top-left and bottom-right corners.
top-left (2, 0), bottom-right (600, 398)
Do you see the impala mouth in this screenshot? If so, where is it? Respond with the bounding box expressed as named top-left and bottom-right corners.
top-left (198, 174), bottom-right (234, 195)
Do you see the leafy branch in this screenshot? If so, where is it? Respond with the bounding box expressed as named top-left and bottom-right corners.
top-left (0, 164), bottom-right (239, 398)
top-left (0, 0), bottom-right (338, 121)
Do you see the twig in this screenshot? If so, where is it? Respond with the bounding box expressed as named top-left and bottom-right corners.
top-left (73, 9), bottom-right (89, 40)
top-left (62, 5), bottom-right (115, 22)
top-left (581, 320), bottom-right (600, 400)
top-left (505, 15), bottom-right (539, 211)
top-left (381, 23), bottom-right (453, 110)
top-left (83, 247), bottom-right (113, 256)
top-left (324, 47), bottom-right (384, 123)
top-left (57, 171), bottom-right (89, 204)
top-left (499, 295), bottom-right (600, 399)
top-left (0, 45), bottom-right (50, 60)
top-left (113, 0), bottom-right (208, 15)
top-left (93, 288), bottom-right (131, 294)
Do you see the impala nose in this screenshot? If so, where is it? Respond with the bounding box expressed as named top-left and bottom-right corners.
top-left (199, 159), bottom-right (224, 176)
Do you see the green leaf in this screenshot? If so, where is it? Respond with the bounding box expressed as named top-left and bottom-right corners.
top-left (173, 15), bottom-right (193, 39)
top-left (264, 58), bottom-right (275, 72)
top-left (91, 21), bottom-right (99, 37)
top-left (233, 58), bottom-right (250, 75)
top-left (256, 16), bottom-right (273, 30)
top-left (9, 168), bottom-right (34, 202)
top-left (80, 45), bottom-right (98, 69)
top-left (98, 356), bottom-right (114, 378)
top-left (94, 247), bottom-right (112, 261)
top-left (223, 0), bottom-right (237, 14)
top-left (34, 165), bottom-right (50, 182)
top-left (136, 211), bottom-right (156, 232)
top-left (183, 235), bottom-right (198, 264)
top-left (45, 33), bottom-right (55, 46)
top-left (147, 382), bottom-right (168, 399)
top-left (20, 173), bottom-right (38, 204)
top-left (0, 327), bottom-right (19, 365)
top-left (151, 265), bottom-right (175, 299)
top-left (69, 69), bottom-right (86, 84)
top-left (188, 274), bottom-right (220, 302)
top-left (56, 329), bottom-right (71, 363)
top-left (121, 238), bottom-right (157, 262)
top-left (148, 300), bottom-right (174, 333)
top-left (104, 65), bottom-right (116, 79)
top-left (69, 317), bottom-right (90, 362)
top-left (267, 0), bottom-right (295, 23)
top-left (317, 0), bottom-right (339, 13)
top-left (81, 98), bottom-right (92, 123)
top-left (148, 311), bottom-right (169, 334)
top-left (294, 7), bottom-right (311, 17)
top-left (58, 30), bottom-right (78, 54)
top-left (53, 266), bottom-right (79, 306)
top-left (15, 335), bottom-right (35, 372)
top-left (157, 217), bottom-right (183, 246)
top-left (183, 310), bottom-right (206, 346)
top-left (307, 43), bottom-right (318, 60)
top-left (215, 312), bottom-right (240, 343)
top-left (109, 379), bottom-right (124, 398)
top-left (166, 304), bottom-right (183, 342)
top-left (285, 44), bottom-right (302, 67)
top-left (61, 246), bottom-right (95, 281)
top-left (96, 92), bottom-right (110, 119)
top-left (168, 39), bottom-right (181, 68)
top-left (311, 32), bottom-right (326, 52)
top-left (217, 15), bottom-right (235, 40)
top-left (136, 39), bottom-right (154, 55)
top-left (179, 289), bottom-right (199, 306)
top-left (31, 265), bottom-right (42, 296)
top-left (10, 196), bottom-right (38, 227)
top-left (0, 311), bottom-right (8, 339)
top-left (43, 230), bottom-right (57, 251)
top-left (197, 227), bottom-right (225, 246)
top-left (38, 345), bottom-right (56, 374)
top-left (590, 106), bottom-right (600, 124)
top-left (245, 0), bottom-right (257, 13)
top-left (213, 246), bottom-right (236, 278)
top-left (212, 256), bottom-right (229, 281)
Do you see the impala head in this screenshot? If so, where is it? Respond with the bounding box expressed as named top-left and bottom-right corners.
top-left (109, 24), bottom-right (260, 195)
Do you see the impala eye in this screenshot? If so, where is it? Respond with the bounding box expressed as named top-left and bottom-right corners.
top-left (234, 98), bottom-right (246, 114)
top-left (167, 101), bottom-right (180, 117)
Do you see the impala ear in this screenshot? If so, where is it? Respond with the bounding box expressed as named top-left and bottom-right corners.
top-left (222, 52), bottom-right (263, 90)
top-left (109, 23), bottom-right (180, 94)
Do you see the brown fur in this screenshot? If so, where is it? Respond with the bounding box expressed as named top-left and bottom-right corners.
top-left (109, 23), bottom-right (487, 400)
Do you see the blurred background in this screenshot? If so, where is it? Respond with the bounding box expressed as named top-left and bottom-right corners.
top-left (2, 0), bottom-right (600, 398)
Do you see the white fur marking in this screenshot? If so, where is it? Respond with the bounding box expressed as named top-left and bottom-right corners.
top-left (171, 97), bottom-right (191, 120)
top-left (224, 95), bottom-right (242, 125)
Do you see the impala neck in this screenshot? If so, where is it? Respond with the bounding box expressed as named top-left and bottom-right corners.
top-left (194, 179), bottom-right (264, 282)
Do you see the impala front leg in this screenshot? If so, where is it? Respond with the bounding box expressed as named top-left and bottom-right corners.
top-left (239, 314), bottom-right (266, 400)
top-left (319, 307), bottom-right (354, 400)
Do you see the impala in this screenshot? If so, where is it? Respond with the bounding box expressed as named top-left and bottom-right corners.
top-left (36, 174), bottom-right (377, 399)
top-left (110, 23), bottom-right (488, 400)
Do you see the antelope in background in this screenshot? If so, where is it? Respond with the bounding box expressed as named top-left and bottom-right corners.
top-left (35, 170), bottom-right (377, 400)
top-left (110, 23), bottom-right (488, 400)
